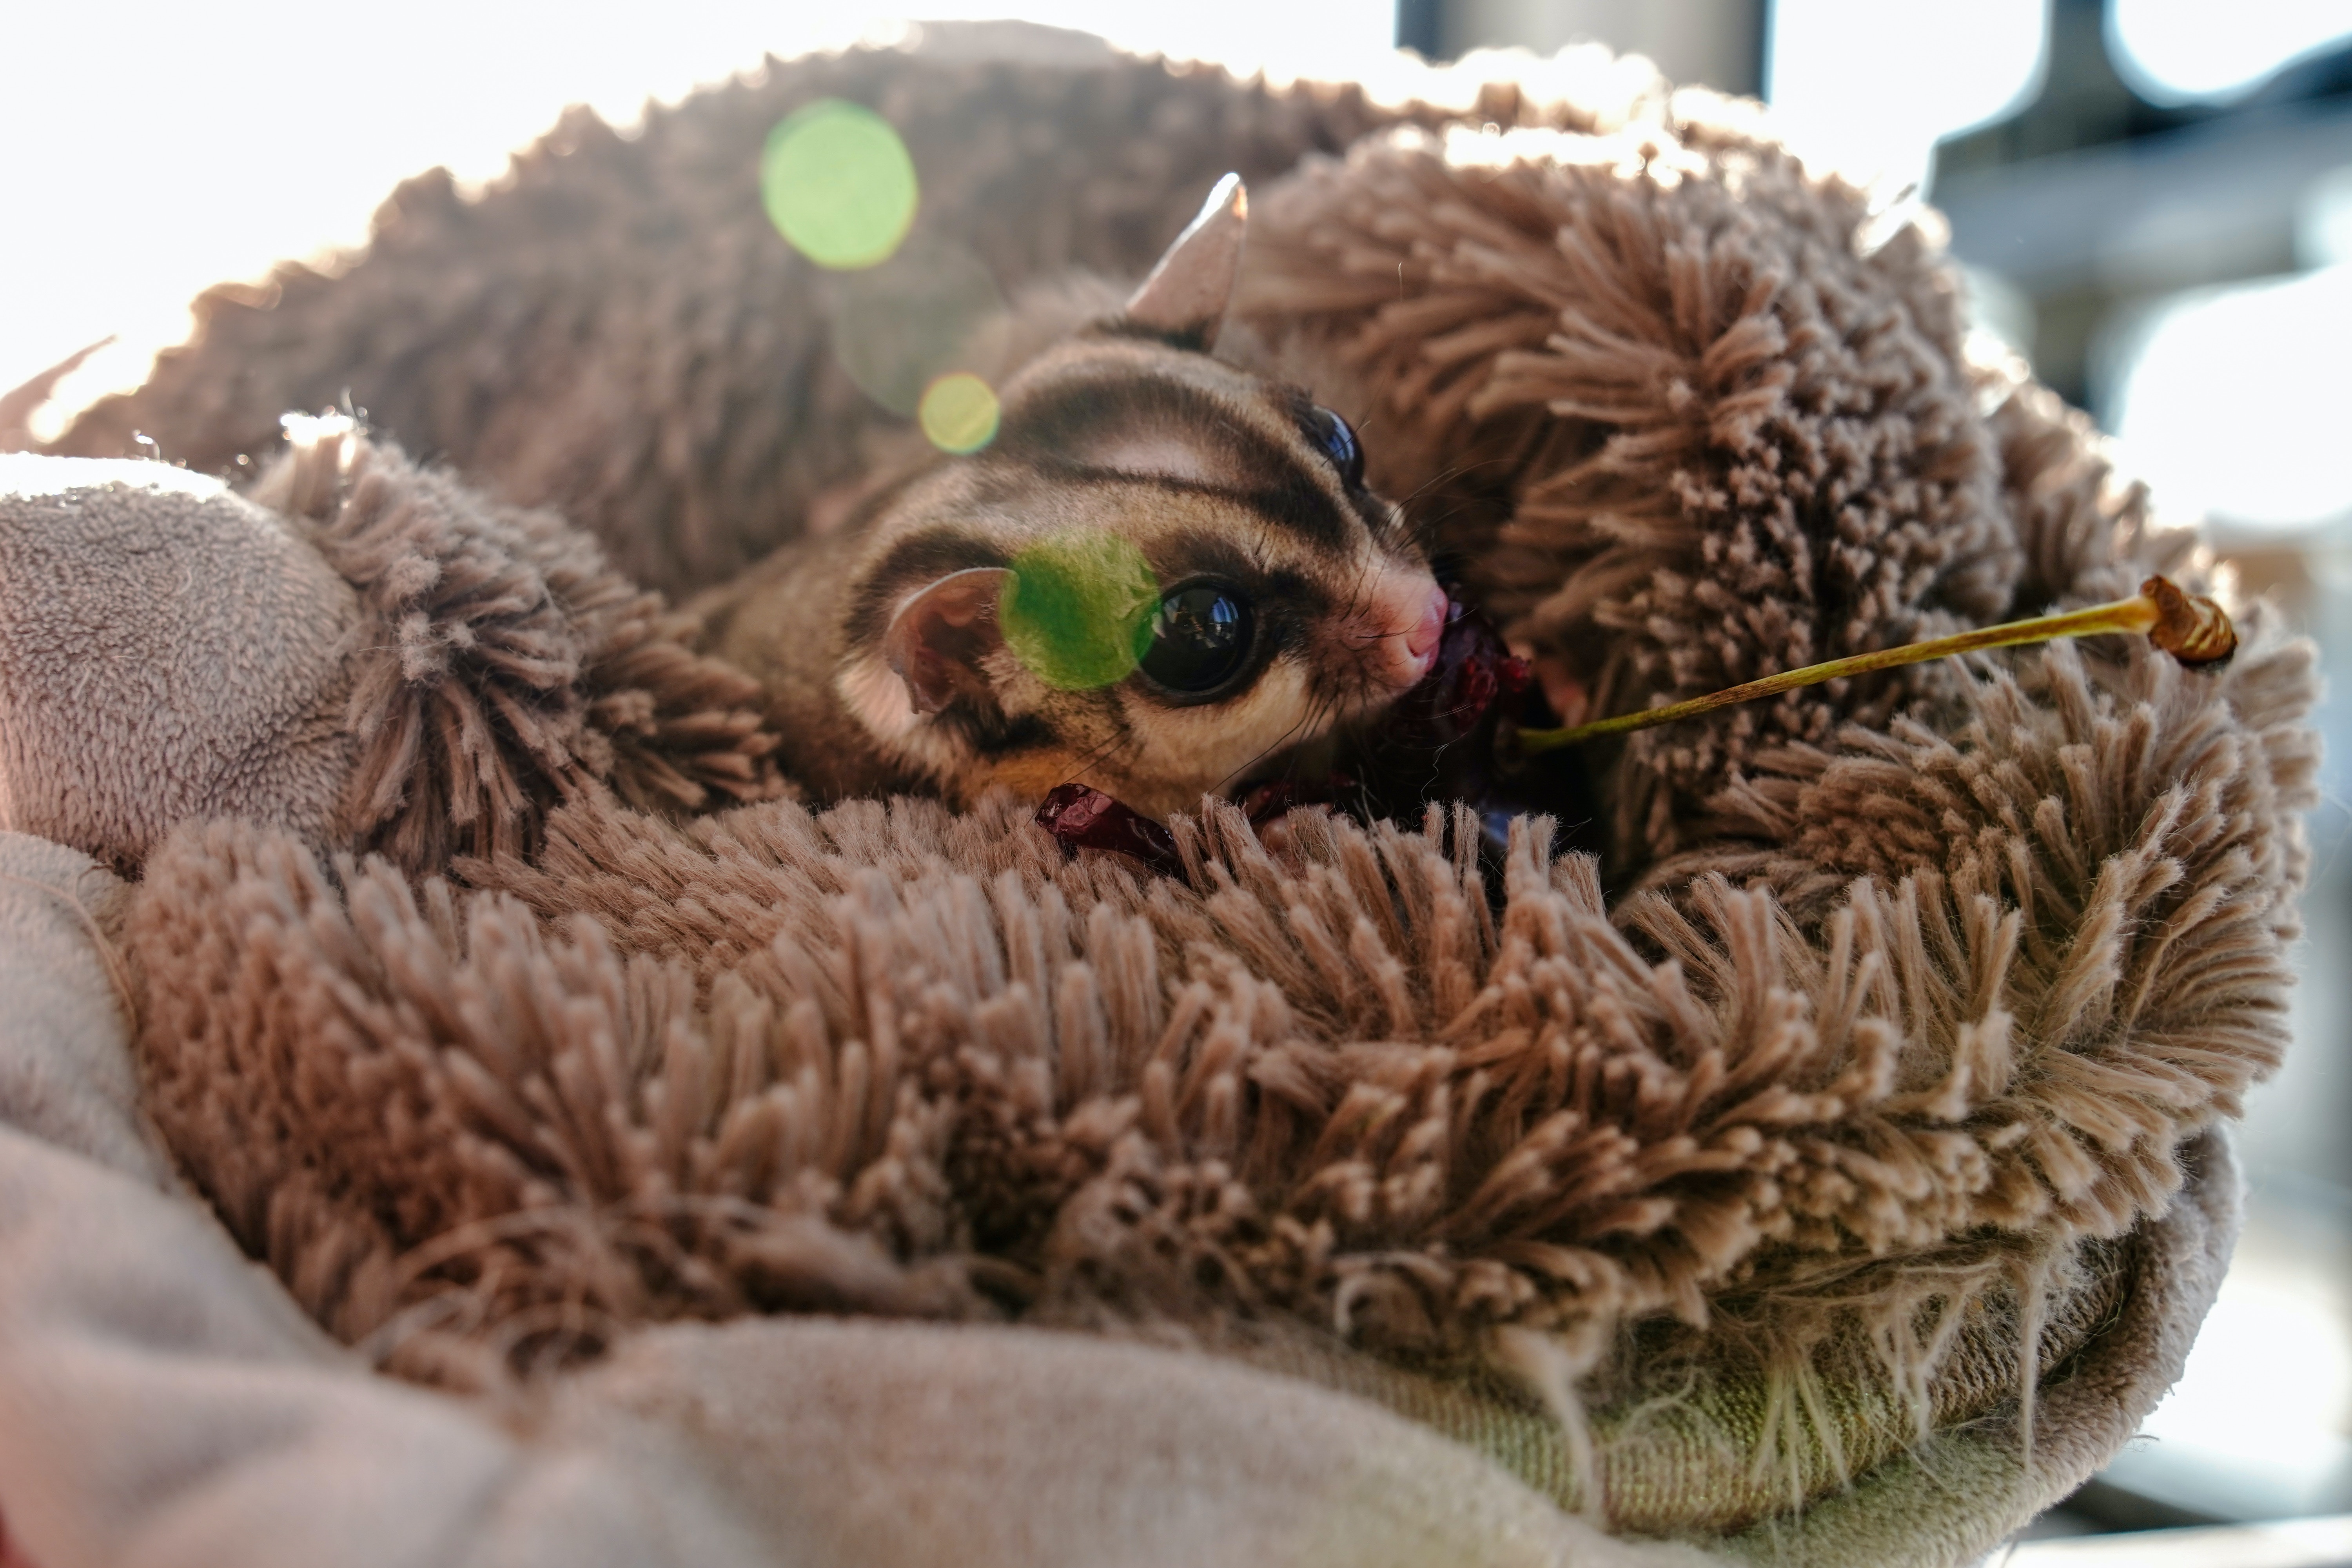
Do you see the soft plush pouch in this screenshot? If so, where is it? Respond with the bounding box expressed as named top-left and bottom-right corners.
top-left (0, 35), bottom-right (2318, 1568)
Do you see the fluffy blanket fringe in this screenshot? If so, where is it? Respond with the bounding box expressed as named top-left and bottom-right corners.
top-left (95, 38), bottom-right (2318, 1539)
top-left (130, 626), bottom-right (2306, 1526)
top-left (245, 417), bottom-right (785, 866)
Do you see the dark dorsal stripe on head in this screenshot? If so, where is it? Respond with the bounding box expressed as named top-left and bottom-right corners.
top-left (1097, 315), bottom-right (1214, 354)
top-left (1034, 466), bottom-right (1364, 558)
top-left (992, 372), bottom-right (1353, 553)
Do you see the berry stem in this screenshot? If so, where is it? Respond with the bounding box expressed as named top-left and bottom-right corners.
top-left (1513, 576), bottom-right (2233, 755)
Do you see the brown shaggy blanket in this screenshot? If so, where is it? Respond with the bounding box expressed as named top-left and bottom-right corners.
top-left (29, 30), bottom-right (2313, 1563)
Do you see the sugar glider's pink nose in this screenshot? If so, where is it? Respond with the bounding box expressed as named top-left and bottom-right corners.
top-left (1365, 575), bottom-right (1450, 691)
top-left (1405, 583), bottom-right (1448, 664)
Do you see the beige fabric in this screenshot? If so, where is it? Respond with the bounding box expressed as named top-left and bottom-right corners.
top-left (573, 1319), bottom-right (1717, 1568)
top-left (0, 835), bottom-right (163, 1181)
top-left (0, 458), bottom-right (357, 869)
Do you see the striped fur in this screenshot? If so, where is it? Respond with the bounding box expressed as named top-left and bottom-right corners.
top-left (697, 276), bottom-right (1446, 822)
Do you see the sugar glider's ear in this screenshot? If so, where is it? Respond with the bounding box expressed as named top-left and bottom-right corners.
top-left (1123, 173), bottom-right (1247, 350)
top-left (883, 567), bottom-right (1012, 716)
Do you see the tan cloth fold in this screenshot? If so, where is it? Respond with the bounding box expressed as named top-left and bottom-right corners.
top-left (0, 835), bottom-right (1715, 1568)
top-left (0, 457), bottom-right (356, 867)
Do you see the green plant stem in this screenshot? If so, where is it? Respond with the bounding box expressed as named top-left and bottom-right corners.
top-left (1514, 593), bottom-right (2163, 755)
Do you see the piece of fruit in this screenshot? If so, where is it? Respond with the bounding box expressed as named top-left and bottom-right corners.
top-left (1034, 783), bottom-right (1186, 878)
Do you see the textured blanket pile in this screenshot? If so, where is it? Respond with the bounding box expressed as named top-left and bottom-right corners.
top-left (0, 27), bottom-right (2318, 1568)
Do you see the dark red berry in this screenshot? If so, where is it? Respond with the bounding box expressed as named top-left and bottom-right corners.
top-left (1035, 783), bottom-right (1186, 879)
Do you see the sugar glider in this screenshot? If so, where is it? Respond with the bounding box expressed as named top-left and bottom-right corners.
top-left (693, 177), bottom-right (1449, 822)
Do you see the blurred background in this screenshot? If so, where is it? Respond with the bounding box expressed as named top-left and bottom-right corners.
top-left (4, 0), bottom-right (2349, 1558)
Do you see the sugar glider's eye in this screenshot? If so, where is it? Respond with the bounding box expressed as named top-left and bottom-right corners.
top-left (1140, 582), bottom-right (1255, 697)
top-left (1301, 405), bottom-right (1363, 489)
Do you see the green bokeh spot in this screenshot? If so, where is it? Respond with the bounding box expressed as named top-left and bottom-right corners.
top-left (761, 100), bottom-right (918, 270)
top-left (1001, 533), bottom-right (1160, 691)
top-left (920, 372), bottom-right (1000, 454)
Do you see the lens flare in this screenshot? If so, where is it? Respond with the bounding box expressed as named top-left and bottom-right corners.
top-left (918, 372), bottom-right (1001, 454)
top-left (760, 100), bottom-right (917, 270)
top-left (833, 242), bottom-right (1004, 414)
top-left (1001, 532), bottom-right (1159, 691)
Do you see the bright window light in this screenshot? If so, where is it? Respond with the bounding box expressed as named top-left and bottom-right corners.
top-left (2122, 1187), bottom-right (2352, 1519)
top-left (0, 3), bottom-right (1393, 441)
top-left (2107, 265), bottom-right (2352, 532)
top-left (2299, 163), bottom-right (2352, 269)
top-left (1767, 0), bottom-right (2048, 194)
top-left (931, 0), bottom-right (1397, 78)
top-left (2139, 1276), bottom-right (2352, 1472)
top-left (2111, 0), bottom-right (2352, 105)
